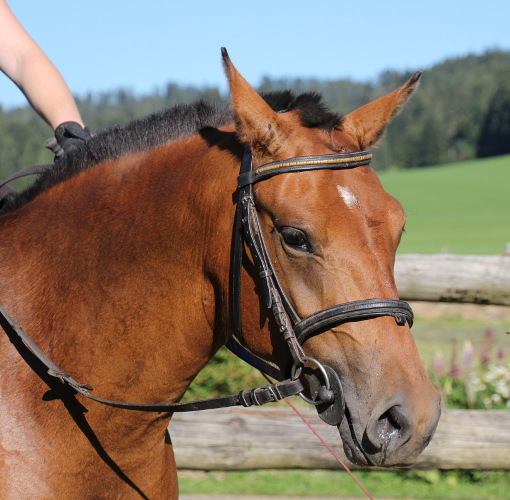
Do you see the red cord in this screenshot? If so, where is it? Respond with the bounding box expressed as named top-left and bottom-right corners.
top-left (283, 397), bottom-right (375, 500)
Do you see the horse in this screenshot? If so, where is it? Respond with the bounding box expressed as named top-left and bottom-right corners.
top-left (0, 49), bottom-right (440, 499)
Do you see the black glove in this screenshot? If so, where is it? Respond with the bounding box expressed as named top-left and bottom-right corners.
top-left (53, 121), bottom-right (91, 156)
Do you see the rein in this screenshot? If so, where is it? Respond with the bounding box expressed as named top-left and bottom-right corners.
top-left (0, 306), bottom-right (302, 412)
top-left (0, 146), bottom-right (413, 422)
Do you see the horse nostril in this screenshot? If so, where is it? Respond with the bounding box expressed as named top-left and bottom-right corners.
top-left (364, 405), bottom-right (414, 454)
top-left (379, 406), bottom-right (407, 440)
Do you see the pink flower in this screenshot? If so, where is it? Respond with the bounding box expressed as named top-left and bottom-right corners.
top-left (432, 351), bottom-right (446, 377)
top-left (451, 362), bottom-right (461, 379)
top-left (497, 345), bottom-right (505, 363)
top-left (462, 340), bottom-right (474, 367)
top-left (484, 327), bottom-right (494, 342)
top-left (480, 347), bottom-right (490, 365)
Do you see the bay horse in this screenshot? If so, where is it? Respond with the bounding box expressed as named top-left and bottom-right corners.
top-left (0, 50), bottom-right (440, 499)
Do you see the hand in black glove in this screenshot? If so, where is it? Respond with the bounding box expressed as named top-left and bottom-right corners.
top-left (52, 121), bottom-right (91, 156)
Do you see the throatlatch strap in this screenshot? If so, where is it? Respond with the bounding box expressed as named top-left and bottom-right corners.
top-left (225, 338), bottom-right (283, 381)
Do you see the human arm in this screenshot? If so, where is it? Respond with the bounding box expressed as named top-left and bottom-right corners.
top-left (0, 0), bottom-right (85, 131)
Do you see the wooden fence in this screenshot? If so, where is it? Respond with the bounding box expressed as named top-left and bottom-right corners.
top-left (172, 407), bottom-right (510, 471)
top-left (394, 254), bottom-right (510, 306)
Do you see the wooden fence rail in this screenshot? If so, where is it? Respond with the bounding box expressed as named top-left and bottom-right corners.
top-left (171, 407), bottom-right (510, 471)
top-left (394, 254), bottom-right (510, 306)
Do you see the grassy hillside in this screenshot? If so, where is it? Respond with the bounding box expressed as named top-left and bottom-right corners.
top-left (378, 154), bottom-right (510, 254)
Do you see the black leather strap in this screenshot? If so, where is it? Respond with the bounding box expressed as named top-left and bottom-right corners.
top-left (64, 373), bottom-right (303, 412)
top-left (0, 304), bottom-right (303, 412)
top-left (294, 299), bottom-right (414, 345)
top-left (0, 163), bottom-right (53, 191)
top-left (238, 151), bottom-right (372, 187)
top-left (232, 147), bottom-right (253, 343)
top-left (230, 147), bottom-right (301, 380)
top-left (225, 338), bottom-right (283, 381)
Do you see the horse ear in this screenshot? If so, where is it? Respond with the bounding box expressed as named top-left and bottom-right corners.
top-left (221, 48), bottom-right (292, 155)
top-left (342, 72), bottom-right (422, 149)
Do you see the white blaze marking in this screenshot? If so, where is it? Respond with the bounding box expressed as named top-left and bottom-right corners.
top-left (336, 185), bottom-right (360, 209)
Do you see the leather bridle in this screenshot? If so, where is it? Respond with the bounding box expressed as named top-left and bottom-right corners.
top-left (226, 146), bottom-right (413, 422)
top-left (0, 145), bottom-right (413, 425)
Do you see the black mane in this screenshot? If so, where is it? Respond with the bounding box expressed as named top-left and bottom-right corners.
top-left (1, 91), bottom-right (342, 214)
top-left (263, 90), bottom-right (342, 130)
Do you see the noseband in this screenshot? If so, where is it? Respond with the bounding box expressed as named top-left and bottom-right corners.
top-left (227, 147), bottom-right (413, 423)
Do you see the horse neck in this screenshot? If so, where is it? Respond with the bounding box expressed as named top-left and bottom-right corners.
top-left (1, 133), bottom-right (241, 407)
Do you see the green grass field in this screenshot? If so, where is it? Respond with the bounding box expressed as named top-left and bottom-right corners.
top-left (378, 154), bottom-right (510, 255)
top-left (179, 469), bottom-right (510, 499)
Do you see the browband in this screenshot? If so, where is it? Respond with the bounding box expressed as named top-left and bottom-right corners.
top-left (237, 151), bottom-right (372, 187)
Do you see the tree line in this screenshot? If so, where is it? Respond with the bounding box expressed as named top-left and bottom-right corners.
top-left (1, 49), bottom-right (509, 179)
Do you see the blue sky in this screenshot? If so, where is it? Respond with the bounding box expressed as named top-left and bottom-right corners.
top-left (1, 0), bottom-right (510, 108)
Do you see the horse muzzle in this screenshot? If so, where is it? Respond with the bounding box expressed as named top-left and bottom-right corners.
top-left (339, 392), bottom-right (441, 467)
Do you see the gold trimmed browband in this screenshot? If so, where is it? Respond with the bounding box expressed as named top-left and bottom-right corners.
top-left (237, 150), bottom-right (372, 187)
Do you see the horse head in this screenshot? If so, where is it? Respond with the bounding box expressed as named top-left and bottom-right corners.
top-left (222, 50), bottom-right (440, 468)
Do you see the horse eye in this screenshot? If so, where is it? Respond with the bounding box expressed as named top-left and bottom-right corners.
top-left (281, 227), bottom-right (311, 252)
